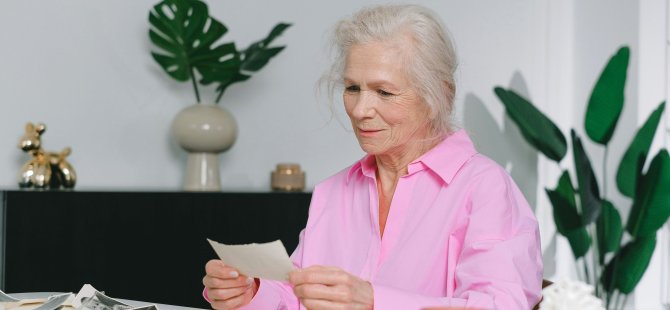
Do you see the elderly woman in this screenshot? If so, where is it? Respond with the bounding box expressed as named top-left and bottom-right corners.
top-left (203, 4), bottom-right (542, 310)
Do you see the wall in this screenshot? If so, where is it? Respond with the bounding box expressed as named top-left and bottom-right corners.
top-left (0, 0), bottom-right (540, 191)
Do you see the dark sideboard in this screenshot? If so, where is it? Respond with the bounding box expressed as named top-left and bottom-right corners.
top-left (0, 190), bottom-right (311, 308)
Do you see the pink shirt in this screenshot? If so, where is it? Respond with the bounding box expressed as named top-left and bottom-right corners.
top-left (239, 129), bottom-right (542, 309)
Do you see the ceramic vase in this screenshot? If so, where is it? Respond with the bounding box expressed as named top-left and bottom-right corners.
top-left (171, 103), bottom-right (237, 191)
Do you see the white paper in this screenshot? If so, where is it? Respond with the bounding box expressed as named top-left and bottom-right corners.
top-left (207, 239), bottom-right (295, 281)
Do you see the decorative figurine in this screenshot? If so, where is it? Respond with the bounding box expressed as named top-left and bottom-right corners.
top-left (17, 122), bottom-right (76, 189)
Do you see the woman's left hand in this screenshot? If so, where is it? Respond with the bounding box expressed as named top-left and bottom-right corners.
top-left (288, 265), bottom-right (373, 310)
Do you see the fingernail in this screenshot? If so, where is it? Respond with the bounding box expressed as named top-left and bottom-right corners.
top-left (246, 277), bottom-right (254, 284)
top-left (229, 271), bottom-right (239, 277)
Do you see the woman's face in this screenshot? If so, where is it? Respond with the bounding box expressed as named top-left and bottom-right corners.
top-left (343, 41), bottom-right (432, 157)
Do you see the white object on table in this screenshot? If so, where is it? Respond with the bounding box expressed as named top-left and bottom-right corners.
top-left (7, 293), bottom-right (206, 310)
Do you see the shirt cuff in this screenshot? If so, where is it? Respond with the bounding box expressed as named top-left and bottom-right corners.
top-left (373, 284), bottom-right (467, 309)
top-left (239, 279), bottom-right (282, 310)
top-left (202, 287), bottom-right (210, 303)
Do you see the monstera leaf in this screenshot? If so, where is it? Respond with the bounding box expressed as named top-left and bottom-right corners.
top-left (215, 23), bottom-right (292, 100)
top-left (585, 46), bottom-right (630, 145)
top-left (149, 0), bottom-right (240, 96)
top-left (494, 87), bottom-right (567, 162)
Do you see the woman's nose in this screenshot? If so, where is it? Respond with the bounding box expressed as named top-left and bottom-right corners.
top-left (351, 91), bottom-right (376, 119)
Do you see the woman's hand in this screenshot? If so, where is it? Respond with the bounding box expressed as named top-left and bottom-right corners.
top-left (289, 265), bottom-right (373, 310)
top-left (203, 259), bottom-right (258, 309)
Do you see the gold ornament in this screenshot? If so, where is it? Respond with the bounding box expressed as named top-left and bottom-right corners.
top-left (17, 122), bottom-right (76, 189)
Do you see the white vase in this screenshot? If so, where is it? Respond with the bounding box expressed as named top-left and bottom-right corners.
top-left (171, 103), bottom-right (237, 191)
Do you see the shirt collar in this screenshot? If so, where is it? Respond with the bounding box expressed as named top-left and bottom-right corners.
top-left (409, 129), bottom-right (478, 184)
top-left (346, 129), bottom-right (478, 185)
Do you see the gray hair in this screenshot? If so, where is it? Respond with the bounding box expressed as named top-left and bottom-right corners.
top-left (322, 4), bottom-right (458, 136)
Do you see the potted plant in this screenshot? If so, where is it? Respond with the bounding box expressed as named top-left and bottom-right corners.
top-left (148, 0), bottom-right (290, 190)
top-left (495, 46), bottom-right (670, 309)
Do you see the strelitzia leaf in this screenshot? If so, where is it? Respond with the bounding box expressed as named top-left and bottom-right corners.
top-left (585, 46), bottom-right (630, 145)
top-left (545, 171), bottom-right (591, 258)
top-left (571, 130), bottom-right (602, 224)
top-left (494, 87), bottom-right (567, 162)
top-left (601, 235), bottom-right (656, 294)
top-left (596, 200), bottom-right (622, 264)
top-left (627, 149), bottom-right (670, 238)
top-left (616, 101), bottom-right (665, 197)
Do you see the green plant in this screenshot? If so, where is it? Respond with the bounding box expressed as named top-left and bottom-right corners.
top-left (494, 46), bottom-right (670, 310)
top-left (149, 0), bottom-right (290, 104)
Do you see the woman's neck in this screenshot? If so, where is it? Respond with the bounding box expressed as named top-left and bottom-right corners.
top-left (374, 138), bottom-right (440, 182)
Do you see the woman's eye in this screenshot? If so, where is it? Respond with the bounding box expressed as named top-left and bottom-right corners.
top-left (345, 85), bottom-right (360, 92)
top-left (377, 89), bottom-right (394, 97)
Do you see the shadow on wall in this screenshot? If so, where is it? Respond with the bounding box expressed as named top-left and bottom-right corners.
top-left (463, 72), bottom-right (538, 211)
top-left (463, 72), bottom-right (556, 276)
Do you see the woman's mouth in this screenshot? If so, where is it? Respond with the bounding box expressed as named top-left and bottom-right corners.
top-left (358, 128), bottom-right (382, 137)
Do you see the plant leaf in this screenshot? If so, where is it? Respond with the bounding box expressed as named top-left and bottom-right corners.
top-left (627, 149), bottom-right (670, 238)
top-left (242, 46), bottom-right (286, 71)
top-left (545, 171), bottom-right (591, 258)
top-left (571, 130), bottom-right (602, 224)
top-left (585, 46), bottom-right (630, 145)
top-left (596, 200), bottom-right (622, 264)
top-left (601, 235), bottom-right (656, 294)
top-left (151, 52), bottom-right (189, 81)
top-left (493, 87), bottom-right (567, 162)
top-left (616, 101), bottom-right (666, 197)
top-left (149, 0), bottom-right (238, 91)
top-left (215, 23), bottom-right (291, 100)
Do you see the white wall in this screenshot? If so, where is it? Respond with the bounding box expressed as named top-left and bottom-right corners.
top-left (0, 0), bottom-right (541, 192)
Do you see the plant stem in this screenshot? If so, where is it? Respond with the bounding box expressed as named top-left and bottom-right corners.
top-left (603, 145), bottom-right (608, 199)
top-left (607, 290), bottom-right (614, 309)
top-left (616, 291), bottom-right (623, 310)
top-left (584, 257), bottom-right (592, 285)
top-left (190, 66), bottom-right (201, 103)
top-left (620, 295), bottom-right (628, 310)
top-left (591, 224), bottom-right (600, 292)
top-left (215, 88), bottom-right (224, 104)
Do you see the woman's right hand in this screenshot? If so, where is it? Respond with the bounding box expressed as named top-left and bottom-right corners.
top-left (203, 259), bottom-right (258, 309)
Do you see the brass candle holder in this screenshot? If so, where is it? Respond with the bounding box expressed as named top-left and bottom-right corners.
top-left (271, 163), bottom-right (305, 192)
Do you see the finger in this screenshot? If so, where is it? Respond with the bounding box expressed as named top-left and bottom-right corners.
top-left (207, 285), bottom-right (252, 301)
top-left (205, 260), bottom-right (243, 279)
top-left (204, 275), bottom-right (255, 289)
top-left (209, 289), bottom-right (251, 310)
top-left (293, 283), bottom-right (351, 302)
top-left (299, 298), bottom-right (344, 310)
top-left (289, 269), bottom-right (350, 286)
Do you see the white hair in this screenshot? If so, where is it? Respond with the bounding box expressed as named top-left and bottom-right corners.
top-left (322, 4), bottom-right (458, 136)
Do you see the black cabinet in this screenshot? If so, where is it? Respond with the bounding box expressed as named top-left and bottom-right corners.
top-left (0, 190), bottom-right (311, 308)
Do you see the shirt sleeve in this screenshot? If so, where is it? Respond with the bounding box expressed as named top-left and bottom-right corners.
top-left (373, 167), bottom-right (543, 310)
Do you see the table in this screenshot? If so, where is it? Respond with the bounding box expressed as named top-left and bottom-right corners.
top-left (7, 292), bottom-right (206, 310)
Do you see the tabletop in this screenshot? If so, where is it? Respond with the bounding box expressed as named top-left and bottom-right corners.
top-left (6, 292), bottom-right (207, 310)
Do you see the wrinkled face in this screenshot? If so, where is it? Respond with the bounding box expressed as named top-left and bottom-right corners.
top-left (343, 41), bottom-right (432, 156)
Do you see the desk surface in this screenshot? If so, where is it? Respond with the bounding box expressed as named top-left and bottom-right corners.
top-left (8, 292), bottom-right (206, 310)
